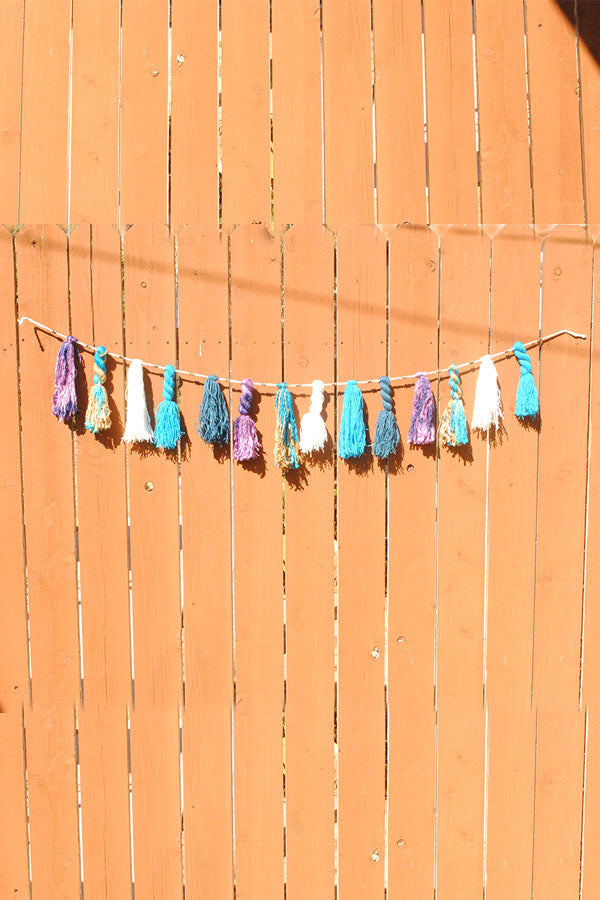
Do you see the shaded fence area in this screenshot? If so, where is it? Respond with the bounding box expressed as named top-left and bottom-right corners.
top-left (2, 0), bottom-right (600, 225)
top-left (0, 223), bottom-right (599, 898)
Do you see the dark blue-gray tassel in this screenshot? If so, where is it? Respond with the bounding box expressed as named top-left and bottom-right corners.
top-left (198, 374), bottom-right (230, 444)
top-left (373, 376), bottom-right (400, 458)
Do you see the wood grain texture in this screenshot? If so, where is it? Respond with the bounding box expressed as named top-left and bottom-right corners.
top-left (387, 225), bottom-right (438, 898)
top-left (577, 0), bottom-right (600, 224)
top-left (373, 0), bottom-right (427, 224)
top-left (230, 225), bottom-right (284, 899)
top-left (69, 224), bottom-right (132, 899)
top-left (525, 0), bottom-right (585, 223)
top-left (19, 0), bottom-right (70, 221)
top-left (170, 0), bottom-right (219, 223)
top-left (474, 0), bottom-right (532, 223)
top-left (423, 0), bottom-right (479, 223)
top-left (336, 225), bottom-right (386, 897)
top-left (178, 226), bottom-right (234, 898)
top-left (283, 226), bottom-right (335, 899)
top-left (120, 0), bottom-right (169, 223)
top-left (0, 1), bottom-right (24, 221)
top-left (436, 226), bottom-right (489, 898)
top-left (485, 226), bottom-right (540, 899)
top-left (322, 0), bottom-right (375, 225)
top-left (70, 0), bottom-right (120, 223)
top-left (124, 225), bottom-right (183, 897)
top-left (17, 225), bottom-right (80, 897)
top-left (221, 2), bottom-right (271, 225)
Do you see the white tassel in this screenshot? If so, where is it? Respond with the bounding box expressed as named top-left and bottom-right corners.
top-left (122, 359), bottom-right (154, 443)
top-left (299, 379), bottom-right (328, 454)
top-left (472, 355), bottom-right (503, 432)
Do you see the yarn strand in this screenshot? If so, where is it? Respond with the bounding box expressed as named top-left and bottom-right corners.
top-left (372, 376), bottom-right (400, 458)
top-left (52, 335), bottom-right (80, 422)
top-left (84, 345), bottom-right (111, 434)
top-left (274, 383), bottom-right (300, 471)
top-left (153, 365), bottom-right (183, 449)
top-left (299, 379), bottom-right (328, 454)
top-left (440, 364), bottom-right (469, 447)
top-left (234, 378), bottom-right (261, 461)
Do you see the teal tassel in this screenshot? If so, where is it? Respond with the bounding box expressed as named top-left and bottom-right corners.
top-left (440, 364), bottom-right (469, 447)
top-left (373, 376), bottom-right (400, 459)
top-left (513, 341), bottom-right (539, 419)
top-left (274, 382), bottom-right (300, 471)
top-left (153, 365), bottom-right (183, 449)
top-left (198, 375), bottom-right (230, 444)
top-left (338, 379), bottom-right (366, 459)
top-left (84, 345), bottom-right (111, 434)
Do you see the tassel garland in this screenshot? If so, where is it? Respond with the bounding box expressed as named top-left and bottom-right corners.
top-left (274, 382), bottom-right (300, 471)
top-left (52, 335), bottom-right (80, 422)
top-left (234, 378), bottom-right (261, 461)
top-left (153, 365), bottom-right (183, 449)
top-left (338, 379), bottom-right (366, 459)
top-left (440, 364), bottom-right (469, 448)
top-left (122, 359), bottom-right (154, 444)
top-left (373, 376), bottom-right (400, 459)
top-left (84, 345), bottom-right (111, 434)
top-left (471, 355), bottom-right (502, 432)
top-left (198, 374), bottom-right (230, 445)
top-left (408, 374), bottom-right (436, 445)
top-left (299, 379), bottom-right (328, 454)
top-left (512, 341), bottom-right (539, 420)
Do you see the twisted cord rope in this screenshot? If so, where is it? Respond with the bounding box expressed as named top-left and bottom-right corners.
top-left (448, 364), bottom-right (462, 399)
top-left (93, 346), bottom-right (107, 384)
top-left (309, 379), bottom-right (325, 413)
top-left (512, 341), bottom-right (533, 374)
top-left (379, 375), bottom-right (393, 410)
top-left (238, 378), bottom-right (254, 414)
top-left (162, 364), bottom-right (176, 401)
top-left (17, 317), bottom-right (587, 388)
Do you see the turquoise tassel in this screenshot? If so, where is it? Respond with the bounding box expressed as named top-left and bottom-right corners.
top-left (440, 364), bottom-right (469, 447)
top-left (84, 345), bottom-right (111, 434)
top-left (513, 341), bottom-right (539, 419)
top-left (373, 376), bottom-right (400, 459)
top-left (274, 382), bottom-right (300, 471)
top-left (338, 379), bottom-right (366, 459)
top-left (153, 365), bottom-right (183, 449)
top-left (198, 374), bottom-right (230, 444)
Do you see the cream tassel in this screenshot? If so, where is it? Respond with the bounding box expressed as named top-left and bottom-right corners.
top-left (122, 359), bottom-right (154, 444)
top-left (299, 379), bottom-right (328, 454)
top-left (471, 355), bottom-right (502, 432)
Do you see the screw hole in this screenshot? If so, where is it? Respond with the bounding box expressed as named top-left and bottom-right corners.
top-left (145, 481), bottom-right (154, 491)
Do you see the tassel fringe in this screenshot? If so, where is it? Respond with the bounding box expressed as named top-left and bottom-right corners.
top-left (408, 374), bottom-right (436, 445)
top-left (513, 341), bottom-right (539, 420)
top-left (440, 364), bottom-right (469, 447)
top-left (338, 380), bottom-right (366, 459)
top-left (234, 378), bottom-right (261, 461)
top-left (299, 379), bottom-right (328, 454)
top-left (122, 359), bottom-right (154, 444)
top-left (373, 376), bottom-right (400, 458)
top-left (153, 365), bottom-right (183, 449)
top-left (84, 346), bottom-right (111, 434)
top-left (274, 383), bottom-right (300, 471)
top-left (198, 375), bottom-right (230, 444)
top-left (472, 355), bottom-right (502, 432)
top-left (52, 335), bottom-right (80, 422)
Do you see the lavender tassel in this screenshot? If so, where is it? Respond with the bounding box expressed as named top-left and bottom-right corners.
top-left (408, 374), bottom-right (436, 445)
top-left (234, 378), bottom-right (261, 461)
top-left (52, 336), bottom-right (80, 422)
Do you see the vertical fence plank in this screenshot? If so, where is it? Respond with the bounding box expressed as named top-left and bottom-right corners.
top-left (436, 226), bottom-right (489, 899)
top-left (387, 224), bottom-right (438, 898)
top-left (70, 1), bottom-right (120, 223)
top-left (230, 225), bottom-right (284, 899)
top-left (474, 0), bottom-right (532, 224)
top-left (578, 1), bottom-right (600, 224)
top-left (525, 0), bottom-right (584, 223)
top-left (0, 1), bottom-right (24, 221)
top-left (283, 225), bottom-right (335, 899)
top-left (336, 225), bottom-right (386, 897)
top-left (69, 224), bottom-right (132, 900)
top-left (170, 1), bottom-right (219, 224)
top-left (17, 225), bottom-right (80, 897)
top-left (531, 225), bottom-right (591, 898)
top-left (272, 0), bottom-right (323, 224)
top-left (20, 0), bottom-right (70, 221)
top-left (120, 2), bottom-right (169, 224)
top-left (177, 226), bottom-right (234, 898)
top-left (322, 1), bottom-right (374, 225)
top-left (581, 236), bottom-right (600, 899)
top-left (423, 0), bottom-right (479, 224)
top-left (0, 226), bottom-right (29, 897)
top-left (485, 226), bottom-right (540, 899)
top-left (221, 2), bottom-right (271, 226)
top-left (372, 1), bottom-right (426, 224)
top-left (123, 225), bottom-right (183, 897)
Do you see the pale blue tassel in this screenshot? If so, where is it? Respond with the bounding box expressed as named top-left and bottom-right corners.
top-left (338, 379), bottom-right (366, 459)
top-left (373, 376), bottom-right (400, 458)
top-left (154, 365), bottom-right (183, 449)
top-left (513, 341), bottom-right (539, 419)
top-left (198, 374), bottom-right (230, 444)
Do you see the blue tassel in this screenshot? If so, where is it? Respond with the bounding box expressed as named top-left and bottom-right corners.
top-left (198, 374), bottom-right (230, 444)
top-left (153, 365), bottom-right (183, 449)
top-left (274, 382), bottom-right (300, 471)
top-left (440, 364), bottom-right (469, 448)
top-left (373, 376), bottom-right (400, 459)
top-left (513, 341), bottom-right (539, 419)
top-left (338, 379), bottom-right (366, 459)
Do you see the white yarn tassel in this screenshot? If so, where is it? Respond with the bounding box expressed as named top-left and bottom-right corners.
top-left (122, 359), bottom-right (154, 443)
top-left (299, 379), bottom-right (328, 453)
top-left (472, 355), bottom-right (503, 431)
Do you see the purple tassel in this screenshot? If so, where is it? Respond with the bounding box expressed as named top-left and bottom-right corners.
top-left (408, 374), bottom-right (436, 445)
top-left (52, 336), bottom-right (80, 422)
top-left (233, 378), bottom-right (261, 461)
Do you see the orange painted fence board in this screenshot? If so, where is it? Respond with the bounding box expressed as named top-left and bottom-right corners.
top-left (0, 1), bottom-right (25, 222)
top-left (3, 225), bottom-right (600, 898)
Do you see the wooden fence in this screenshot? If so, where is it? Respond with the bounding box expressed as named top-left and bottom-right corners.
top-left (1, 0), bottom-right (600, 225)
top-left (0, 222), bottom-right (598, 898)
